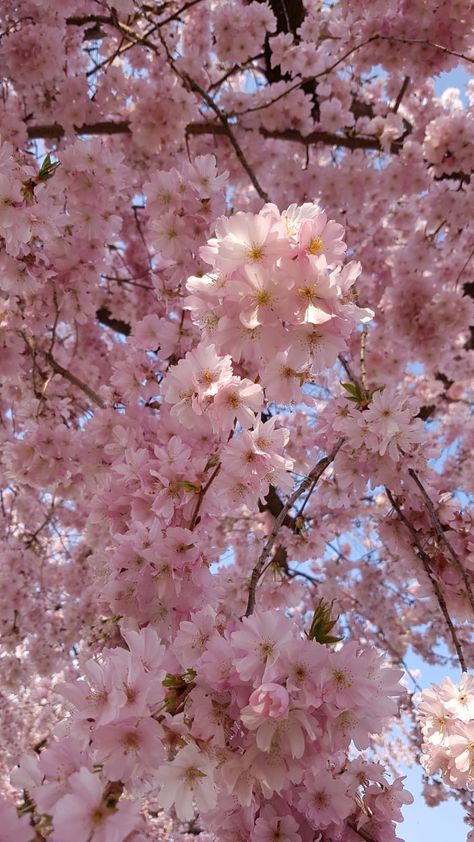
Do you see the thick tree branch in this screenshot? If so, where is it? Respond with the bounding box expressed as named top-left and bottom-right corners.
top-left (96, 307), bottom-right (131, 336)
top-left (256, 126), bottom-right (404, 153)
top-left (258, 484), bottom-right (296, 529)
top-left (26, 121), bottom-right (131, 140)
top-left (25, 118), bottom-right (404, 155)
top-left (66, 14), bottom-right (113, 26)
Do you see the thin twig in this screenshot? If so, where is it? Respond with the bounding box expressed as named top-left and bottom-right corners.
top-left (44, 352), bottom-right (105, 409)
top-left (376, 35), bottom-right (474, 66)
top-left (392, 76), bottom-right (410, 113)
top-left (454, 246), bottom-right (474, 288)
top-left (230, 36), bottom-right (380, 118)
top-left (296, 476), bottom-right (318, 518)
top-left (157, 0), bottom-right (207, 27)
top-left (189, 462), bottom-right (221, 530)
top-left (183, 74), bottom-right (271, 202)
top-left (244, 439), bottom-right (344, 617)
top-left (385, 488), bottom-right (467, 672)
top-left (359, 326), bottom-right (368, 390)
top-left (107, 18), bottom-right (272, 203)
top-left (338, 354), bottom-right (363, 391)
top-left (407, 468), bottom-right (474, 619)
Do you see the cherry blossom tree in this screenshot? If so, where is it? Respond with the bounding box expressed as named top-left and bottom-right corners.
top-left (0, 1), bottom-right (473, 840)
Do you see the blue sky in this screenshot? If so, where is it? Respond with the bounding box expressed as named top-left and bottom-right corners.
top-left (434, 66), bottom-right (471, 102)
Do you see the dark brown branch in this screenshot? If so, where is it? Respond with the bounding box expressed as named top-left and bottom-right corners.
top-left (407, 468), bottom-right (474, 618)
top-left (456, 247), bottom-right (474, 288)
top-left (259, 485), bottom-right (296, 529)
top-left (43, 352), bottom-right (105, 409)
top-left (25, 118), bottom-right (402, 155)
top-left (338, 354), bottom-right (363, 392)
top-left (66, 15), bottom-right (113, 26)
top-left (26, 121), bottom-right (131, 140)
top-left (181, 78), bottom-right (271, 202)
top-left (157, 0), bottom-right (207, 27)
top-left (376, 35), bottom-right (474, 66)
top-left (190, 462), bottom-right (221, 530)
top-left (96, 307), bottom-right (131, 336)
top-left (385, 488), bottom-right (467, 672)
top-left (392, 76), bottom-right (410, 113)
top-left (245, 439), bottom-right (344, 617)
top-left (188, 120), bottom-right (404, 153)
top-left (259, 126), bottom-right (404, 153)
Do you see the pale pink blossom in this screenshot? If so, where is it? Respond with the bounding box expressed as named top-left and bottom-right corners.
top-left (51, 767), bottom-right (140, 842)
top-left (247, 683), bottom-right (290, 718)
top-left (0, 796), bottom-right (34, 842)
top-left (156, 743), bottom-right (217, 821)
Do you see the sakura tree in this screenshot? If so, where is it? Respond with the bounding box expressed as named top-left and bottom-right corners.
top-left (0, 0), bottom-right (473, 840)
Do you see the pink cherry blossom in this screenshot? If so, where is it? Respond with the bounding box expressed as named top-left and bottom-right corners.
top-left (247, 683), bottom-right (290, 718)
top-left (156, 743), bottom-right (218, 821)
top-left (1, 7), bottom-right (473, 841)
top-left (0, 797), bottom-right (34, 842)
top-left (51, 767), bottom-right (141, 842)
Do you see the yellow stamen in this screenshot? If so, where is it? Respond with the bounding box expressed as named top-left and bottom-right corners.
top-left (248, 245), bottom-right (264, 261)
top-left (307, 237), bottom-right (323, 255)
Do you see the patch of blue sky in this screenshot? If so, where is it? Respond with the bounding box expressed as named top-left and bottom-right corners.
top-left (433, 67), bottom-right (471, 104)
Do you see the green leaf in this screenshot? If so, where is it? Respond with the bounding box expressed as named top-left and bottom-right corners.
top-left (204, 454), bottom-right (219, 471)
top-left (341, 382), bottom-right (360, 397)
top-left (177, 480), bottom-right (199, 493)
top-left (162, 669), bottom-right (196, 688)
top-left (306, 598), bottom-right (343, 645)
top-left (38, 154), bottom-right (60, 182)
top-left (162, 672), bottom-right (183, 687)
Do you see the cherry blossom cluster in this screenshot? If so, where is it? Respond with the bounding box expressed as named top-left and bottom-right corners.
top-left (423, 112), bottom-right (474, 178)
top-left (419, 675), bottom-right (474, 789)
top-left (142, 154), bottom-right (228, 301)
top-left (12, 613), bottom-right (412, 842)
top-left (0, 0), bottom-right (474, 839)
top-left (186, 203), bottom-right (372, 402)
top-left (332, 386), bottom-right (425, 464)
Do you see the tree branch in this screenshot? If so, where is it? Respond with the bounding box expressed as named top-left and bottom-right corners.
top-left (392, 76), bottom-right (410, 113)
top-left (376, 35), bottom-right (474, 66)
top-left (96, 307), bottom-right (131, 336)
top-left (26, 121), bottom-right (131, 140)
top-left (385, 488), bottom-right (467, 672)
top-left (407, 468), bottom-right (474, 619)
top-left (244, 438), bottom-right (344, 617)
top-left (182, 75), bottom-right (272, 202)
top-left (25, 116), bottom-right (406, 156)
top-left (44, 352), bottom-right (105, 409)
top-left (66, 15), bottom-right (113, 26)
